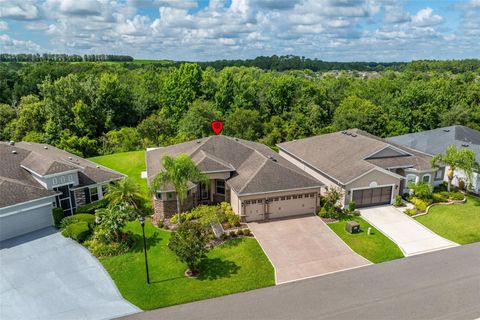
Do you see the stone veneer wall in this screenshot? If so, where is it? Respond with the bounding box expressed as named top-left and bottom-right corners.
top-left (153, 195), bottom-right (194, 220)
top-left (74, 188), bottom-right (87, 207)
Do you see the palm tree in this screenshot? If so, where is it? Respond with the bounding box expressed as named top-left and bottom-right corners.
top-left (104, 178), bottom-right (145, 214)
top-left (151, 154), bottom-right (208, 223)
top-left (431, 145), bottom-right (478, 192)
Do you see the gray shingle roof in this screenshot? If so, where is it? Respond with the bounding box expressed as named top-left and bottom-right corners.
top-left (146, 135), bottom-right (323, 195)
top-left (0, 142), bottom-right (124, 208)
top-left (277, 129), bottom-right (434, 185)
top-left (387, 125), bottom-right (480, 160)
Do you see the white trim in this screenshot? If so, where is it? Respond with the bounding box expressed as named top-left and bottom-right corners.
top-left (70, 178), bottom-right (120, 191)
top-left (0, 202), bottom-right (53, 218)
top-left (404, 168), bottom-right (438, 174)
top-left (235, 185), bottom-right (322, 197)
top-left (406, 174), bottom-right (417, 185)
top-left (350, 183), bottom-right (396, 205)
top-left (203, 169), bottom-right (235, 174)
top-left (344, 167), bottom-right (404, 186)
top-left (363, 144), bottom-right (412, 159)
top-left (0, 194), bottom-right (57, 212)
top-left (421, 173), bottom-right (432, 184)
top-left (20, 165), bottom-right (80, 179)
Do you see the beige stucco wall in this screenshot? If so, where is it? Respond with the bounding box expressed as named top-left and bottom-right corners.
top-left (345, 169), bottom-right (401, 205)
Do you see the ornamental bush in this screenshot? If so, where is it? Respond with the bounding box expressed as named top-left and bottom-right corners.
top-left (410, 197), bottom-right (432, 212)
top-left (52, 208), bottom-right (65, 228)
top-left (75, 199), bottom-right (108, 214)
top-left (62, 221), bottom-right (91, 242)
top-left (394, 195), bottom-right (403, 207)
top-left (432, 193), bottom-right (449, 203)
top-left (448, 192), bottom-right (464, 201)
top-left (404, 208), bottom-right (417, 216)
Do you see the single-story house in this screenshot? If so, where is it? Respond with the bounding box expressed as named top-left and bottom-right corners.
top-left (0, 141), bottom-right (124, 241)
top-left (387, 125), bottom-right (480, 194)
top-left (146, 135), bottom-right (323, 222)
top-left (277, 129), bottom-right (445, 208)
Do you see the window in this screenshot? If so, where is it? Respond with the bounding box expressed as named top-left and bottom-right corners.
top-left (406, 174), bottom-right (417, 185)
top-left (102, 185), bottom-right (108, 197)
top-left (435, 170), bottom-right (443, 179)
top-left (156, 193), bottom-right (162, 200)
top-left (216, 180), bottom-right (225, 195)
top-left (251, 200), bottom-right (257, 204)
top-left (60, 176), bottom-right (66, 184)
top-left (292, 195), bottom-right (297, 199)
top-left (245, 200), bottom-right (251, 205)
top-left (280, 196), bottom-right (286, 201)
top-left (298, 195), bottom-right (303, 199)
top-left (422, 174), bottom-right (431, 184)
top-left (90, 187), bottom-right (99, 202)
top-left (274, 197), bottom-right (279, 202)
top-left (167, 192), bottom-right (173, 200)
top-left (52, 177), bottom-right (58, 185)
top-left (286, 196), bottom-right (291, 200)
top-left (68, 175), bottom-right (73, 182)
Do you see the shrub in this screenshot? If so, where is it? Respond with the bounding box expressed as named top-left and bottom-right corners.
top-left (95, 205), bottom-right (137, 242)
top-left (220, 202), bottom-right (241, 227)
top-left (348, 201), bottom-right (356, 213)
top-left (449, 192), bottom-right (464, 201)
top-left (243, 229), bottom-right (251, 236)
top-left (394, 195), bottom-right (403, 207)
top-left (433, 182), bottom-right (448, 193)
top-left (236, 229), bottom-right (244, 236)
top-left (223, 222), bottom-right (231, 229)
top-left (75, 199), bottom-right (108, 214)
top-left (52, 208), bottom-right (64, 228)
top-left (62, 221), bottom-right (91, 242)
top-left (157, 219), bottom-right (165, 228)
top-left (410, 197), bottom-right (432, 212)
top-left (168, 221), bottom-right (210, 273)
top-left (84, 236), bottom-right (133, 257)
top-left (408, 182), bottom-right (433, 200)
top-left (432, 193), bottom-right (449, 203)
top-left (60, 213), bottom-right (96, 230)
top-left (220, 233), bottom-right (228, 240)
top-left (229, 230), bottom-right (237, 238)
top-left (404, 208), bottom-right (417, 216)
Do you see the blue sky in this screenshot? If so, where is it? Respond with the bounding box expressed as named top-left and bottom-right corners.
top-left (0, 0), bottom-right (479, 61)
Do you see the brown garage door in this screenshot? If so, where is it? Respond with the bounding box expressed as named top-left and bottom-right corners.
top-left (352, 186), bottom-right (392, 208)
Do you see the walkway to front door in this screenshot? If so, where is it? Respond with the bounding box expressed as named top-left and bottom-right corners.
top-left (248, 215), bottom-right (371, 284)
top-left (360, 206), bottom-right (458, 256)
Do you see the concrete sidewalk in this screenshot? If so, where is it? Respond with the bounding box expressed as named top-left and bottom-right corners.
top-left (0, 228), bottom-right (140, 320)
top-left (360, 206), bottom-right (458, 256)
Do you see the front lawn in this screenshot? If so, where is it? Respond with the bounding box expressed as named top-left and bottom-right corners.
top-left (327, 217), bottom-right (404, 263)
top-left (415, 195), bottom-right (480, 244)
top-left (89, 151), bottom-right (149, 205)
top-left (100, 220), bottom-right (275, 310)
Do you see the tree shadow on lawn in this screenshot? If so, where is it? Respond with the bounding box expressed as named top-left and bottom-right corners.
top-left (220, 237), bottom-right (243, 248)
top-left (197, 258), bottom-right (240, 281)
top-left (130, 231), bottom-right (162, 253)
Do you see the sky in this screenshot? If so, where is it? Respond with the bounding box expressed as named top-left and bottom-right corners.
top-left (0, 0), bottom-right (479, 62)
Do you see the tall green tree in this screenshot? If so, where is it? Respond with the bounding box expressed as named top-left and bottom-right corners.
top-left (151, 154), bottom-right (208, 223)
top-left (224, 108), bottom-right (263, 141)
top-left (431, 145), bottom-right (478, 192)
top-left (104, 178), bottom-right (146, 215)
top-left (178, 100), bottom-right (221, 140)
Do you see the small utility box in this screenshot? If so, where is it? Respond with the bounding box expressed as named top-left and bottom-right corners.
top-left (346, 221), bottom-right (360, 234)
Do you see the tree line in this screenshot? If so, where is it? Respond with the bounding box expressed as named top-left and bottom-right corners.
top-left (0, 54), bottom-right (134, 62)
top-left (0, 60), bottom-right (479, 158)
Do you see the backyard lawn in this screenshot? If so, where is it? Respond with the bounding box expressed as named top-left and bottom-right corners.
top-left (89, 151), bottom-right (149, 204)
top-left (327, 217), bottom-right (404, 263)
top-left (415, 195), bottom-right (480, 244)
top-left (100, 220), bottom-right (275, 310)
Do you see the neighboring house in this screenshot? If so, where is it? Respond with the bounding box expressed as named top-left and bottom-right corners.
top-left (277, 129), bottom-right (445, 208)
top-left (146, 135), bottom-right (323, 222)
top-left (387, 125), bottom-right (480, 194)
top-left (0, 141), bottom-right (124, 241)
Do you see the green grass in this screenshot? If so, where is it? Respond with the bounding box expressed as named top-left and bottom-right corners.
top-left (415, 195), bottom-right (480, 244)
top-left (100, 221), bottom-right (275, 310)
top-left (327, 217), bottom-right (404, 263)
top-left (89, 150), bottom-right (148, 197)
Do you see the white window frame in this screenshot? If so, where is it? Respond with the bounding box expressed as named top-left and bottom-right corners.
top-left (406, 174), bottom-right (417, 185)
top-left (216, 180), bottom-right (225, 195)
top-left (422, 174), bottom-right (431, 184)
top-left (90, 186), bottom-right (99, 202)
top-left (435, 169), bottom-right (443, 179)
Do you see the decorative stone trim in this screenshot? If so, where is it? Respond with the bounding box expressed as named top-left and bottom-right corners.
top-left (410, 197), bottom-right (467, 218)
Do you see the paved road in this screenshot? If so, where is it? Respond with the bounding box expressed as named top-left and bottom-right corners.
top-left (248, 216), bottom-right (370, 284)
top-left (121, 242), bottom-right (480, 320)
top-left (0, 228), bottom-right (140, 320)
top-left (361, 205), bottom-right (458, 256)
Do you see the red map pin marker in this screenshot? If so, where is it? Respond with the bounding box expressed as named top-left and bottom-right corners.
top-left (211, 121), bottom-right (223, 135)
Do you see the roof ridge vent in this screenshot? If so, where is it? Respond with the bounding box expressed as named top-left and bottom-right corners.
top-left (11, 150), bottom-right (17, 154)
top-left (8, 140), bottom-right (14, 146)
top-left (443, 129), bottom-right (450, 132)
top-left (351, 134), bottom-right (357, 137)
top-left (267, 155), bottom-right (277, 162)
top-left (43, 146), bottom-right (48, 149)
top-left (196, 140), bottom-right (201, 144)
top-left (461, 143), bottom-right (469, 147)
top-left (341, 131), bottom-right (347, 134)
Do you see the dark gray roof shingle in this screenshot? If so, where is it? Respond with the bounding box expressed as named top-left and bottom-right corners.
top-left (146, 136), bottom-right (323, 195)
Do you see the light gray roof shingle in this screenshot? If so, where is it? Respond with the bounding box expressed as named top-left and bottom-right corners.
top-left (387, 125), bottom-right (480, 160)
top-left (277, 129), bottom-right (434, 185)
top-left (146, 135), bottom-right (323, 195)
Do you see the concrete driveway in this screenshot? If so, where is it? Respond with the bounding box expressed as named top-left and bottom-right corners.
top-left (248, 215), bottom-right (371, 284)
top-left (360, 206), bottom-right (458, 256)
top-left (0, 228), bottom-right (140, 320)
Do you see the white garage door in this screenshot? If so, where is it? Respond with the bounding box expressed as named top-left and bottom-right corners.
top-left (269, 193), bottom-right (316, 219)
top-left (0, 204), bottom-right (53, 241)
top-left (245, 199), bottom-right (264, 222)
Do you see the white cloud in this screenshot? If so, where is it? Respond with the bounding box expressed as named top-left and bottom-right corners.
top-left (411, 7), bottom-right (443, 27)
top-left (0, 33), bottom-right (42, 51)
top-left (0, 20), bottom-right (8, 30)
top-left (0, 1), bottom-right (40, 20)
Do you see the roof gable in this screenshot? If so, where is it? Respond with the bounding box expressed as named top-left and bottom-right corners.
top-left (366, 146), bottom-right (410, 159)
